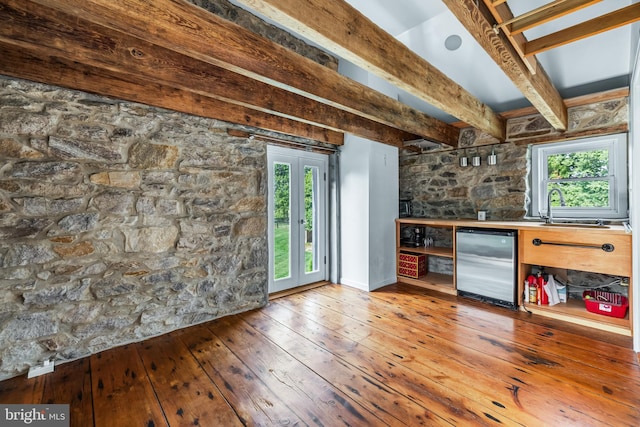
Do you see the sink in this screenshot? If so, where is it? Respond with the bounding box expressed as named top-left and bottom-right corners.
top-left (540, 222), bottom-right (609, 229)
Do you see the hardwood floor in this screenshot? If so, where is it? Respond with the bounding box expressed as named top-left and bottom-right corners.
top-left (1, 283), bottom-right (639, 426)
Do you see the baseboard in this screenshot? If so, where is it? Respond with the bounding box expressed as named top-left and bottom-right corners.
top-left (339, 278), bottom-right (369, 292)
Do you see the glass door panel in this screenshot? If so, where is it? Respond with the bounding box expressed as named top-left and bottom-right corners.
top-left (268, 146), bottom-right (327, 293)
top-left (273, 162), bottom-right (292, 280)
top-left (304, 165), bottom-right (319, 274)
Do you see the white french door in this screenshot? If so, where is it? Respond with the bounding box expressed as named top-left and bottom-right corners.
top-left (267, 145), bottom-right (328, 293)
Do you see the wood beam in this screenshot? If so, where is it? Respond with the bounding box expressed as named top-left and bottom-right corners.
top-left (445, 0), bottom-right (568, 131)
top-left (508, 0), bottom-right (603, 36)
top-left (0, 0), bottom-right (429, 147)
top-left (230, 0), bottom-right (505, 140)
top-left (0, 43), bottom-right (344, 145)
top-left (494, 87), bottom-right (629, 120)
top-left (482, 0), bottom-right (538, 74)
top-left (22, 0), bottom-right (458, 146)
top-left (525, 3), bottom-right (640, 56)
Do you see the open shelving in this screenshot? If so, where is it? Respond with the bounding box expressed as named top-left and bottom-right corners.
top-left (518, 228), bottom-right (632, 336)
top-left (396, 219), bottom-right (456, 295)
top-left (395, 218), bottom-right (633, 336)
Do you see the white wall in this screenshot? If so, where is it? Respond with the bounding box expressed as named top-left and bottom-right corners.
top-left (631, 38), bottom-right (640, 353)
top-left (368, 141), bottom-right (400, 290)
top-left (339, 136), bottom-right (371, 290)
top-left (339, 135), bottom-right (399, 291)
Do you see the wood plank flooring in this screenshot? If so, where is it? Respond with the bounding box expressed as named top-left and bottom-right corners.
top-left (1, 283), bottom-right (639, 426)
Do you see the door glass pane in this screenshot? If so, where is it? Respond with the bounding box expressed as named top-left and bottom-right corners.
top-left (304, 166), bottom-right (319, 274)
top-left (274, 162), bottom-right (291, 280)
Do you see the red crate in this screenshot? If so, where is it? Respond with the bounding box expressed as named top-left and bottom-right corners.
top-left (583, 290), bottom-right (628, 318)
top-left (398, 253), bottom-right (427, 278)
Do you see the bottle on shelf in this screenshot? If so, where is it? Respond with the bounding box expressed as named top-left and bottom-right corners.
top-left (537, 272), bottom-right (548, 305)
top-left (527, 274), bottom-right (537, 304)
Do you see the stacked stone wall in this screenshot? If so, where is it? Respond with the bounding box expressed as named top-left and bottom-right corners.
top-left (0, 76), bottom-right (268, 380)
top-left (402, 96), bottom-right (629, 221)
top-left (400, 96), bottom-right (630, 294)
top-left (400, 143), bottom-right (529, 220)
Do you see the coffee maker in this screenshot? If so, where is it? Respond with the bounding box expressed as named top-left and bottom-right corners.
top-left (412, 227), bottom-right (425, 247)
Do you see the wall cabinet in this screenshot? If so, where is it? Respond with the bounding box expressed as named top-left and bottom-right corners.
top-left (395, 218), bottom-right (633, 336)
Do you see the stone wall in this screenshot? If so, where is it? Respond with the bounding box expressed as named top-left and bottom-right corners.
top-left (0, 76), bottom-right (269, 380)
top-left (505, 97), bottom-right (628, 143)
top-left (0, 0), bottom-right (339, 381)
top-left (402, 95), bottom-right (629, 221)
top-left (400, 142), bottom-right (528, 220)
top-left (400, 95), bottom-right (630, 293)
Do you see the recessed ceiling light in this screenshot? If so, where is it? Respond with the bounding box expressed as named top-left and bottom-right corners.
top-left (445, 34), bottom-right (462, 51)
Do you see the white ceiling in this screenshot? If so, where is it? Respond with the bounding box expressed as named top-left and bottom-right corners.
top-left (342, 0), bottom-right (640, 122)
top-left (233, 0), bottom-right (640, 123)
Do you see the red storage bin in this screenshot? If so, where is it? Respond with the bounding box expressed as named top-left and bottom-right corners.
top-left (398, 253), bottom-right (427, 278)
top-left (583, 290), bottom-right (628, 318)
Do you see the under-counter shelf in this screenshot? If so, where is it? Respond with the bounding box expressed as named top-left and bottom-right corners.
top-left (398, 272), bottom-right (456, 295)
top-left (396, 219), bottom-right (456, 295)
top-left (396, 217), bottom-right (633, 337)
top-left (523, 299), bottom-right (630, 336)
top-left (398, 246), bottom-right (453, 258)
top-left (519, 223), bottom-right (632, 335)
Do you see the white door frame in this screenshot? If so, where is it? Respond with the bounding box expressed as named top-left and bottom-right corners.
top-left (267, 145), bottom-right (328, 293)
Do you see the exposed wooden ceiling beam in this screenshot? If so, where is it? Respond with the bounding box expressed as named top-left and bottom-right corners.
top-left (507, 0), bottom-right (603, 36)
top-left (482, 0), bottom-right (538, 74)
top-left (445, 0), bottom-right (568, 131)
top-left (22, 0), bottom-right (458, 147)
top-left (525, 3), bottom-right (640, 56)
top-left (230, 0), bottom-right (505, 140)
top-left (0, 43), bottom-right (344, 145)
top-left (0, 0), bottom-right (424, 147)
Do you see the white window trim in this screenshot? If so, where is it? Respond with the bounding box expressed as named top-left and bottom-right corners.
top-left (530, 133), bottom-right (628, 220)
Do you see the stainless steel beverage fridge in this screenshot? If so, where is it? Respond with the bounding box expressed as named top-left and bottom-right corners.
top-left (455, 228), bottom-right (518, 309)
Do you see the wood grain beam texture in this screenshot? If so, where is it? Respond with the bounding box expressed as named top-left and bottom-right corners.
top-left (0, 43), bottom-right (344, 146)
top-left (22, 0), bottom-right (458, 146)
top-left (506, 0), bottom-right (603, 35)
top-left (482, 0), bottom-right (541, 74)
top-left (0, 1), bottom-right (337, 145)
top-left (0, 0), bottom-right (429, 147)
top-left (231, 0), bottom-right (505, 140)
top-left (525, 3), bottom-right (640, 56)
top-left (446, 0), bottom-right (568, 131)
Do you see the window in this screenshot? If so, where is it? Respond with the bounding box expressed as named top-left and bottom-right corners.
top-left (530, 133), bottom-right (628, 220)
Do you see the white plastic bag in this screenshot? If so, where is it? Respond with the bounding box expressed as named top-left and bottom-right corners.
top-left (544, 274), bottom-right (561, 306)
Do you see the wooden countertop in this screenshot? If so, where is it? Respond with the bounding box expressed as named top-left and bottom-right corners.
top-left (396, 218), bottom-right (630, 235)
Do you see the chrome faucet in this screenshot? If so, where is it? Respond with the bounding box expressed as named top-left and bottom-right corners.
top-left (545, 187), bottom-right (566, 224)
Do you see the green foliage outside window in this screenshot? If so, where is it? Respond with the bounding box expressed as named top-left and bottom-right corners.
top-left (304, 167), bottom-right (314, 233)
top-left (274, 163), bottom-right (290, 222)
top-left (274, 163), bottom-right (314, 232)
top-left (546, 149), bottom-right (610, 208)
